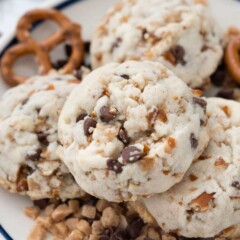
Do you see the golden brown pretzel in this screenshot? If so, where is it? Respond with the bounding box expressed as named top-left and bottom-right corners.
top-left (225, 33), bottom-right (240, 84)
top-left (0, 9), bottom-right (84, 86)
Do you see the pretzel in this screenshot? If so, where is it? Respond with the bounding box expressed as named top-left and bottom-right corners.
top-left (225, 32), bottom-right (240, 84)
top-left (0, 9), bottom-right (84, 86)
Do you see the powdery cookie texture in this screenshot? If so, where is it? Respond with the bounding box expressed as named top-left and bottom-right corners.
top-left (58, 61), bottom-right (209, 202)
top-left (0, 74), bottom-right (86, 200)
top-left (143, 98), bottom-right (240, 238)
top-left (91, 0), bottom-right (223, 88)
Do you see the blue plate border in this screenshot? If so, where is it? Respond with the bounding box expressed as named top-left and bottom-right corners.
top-left (0, 1), bottom-right (83, 238)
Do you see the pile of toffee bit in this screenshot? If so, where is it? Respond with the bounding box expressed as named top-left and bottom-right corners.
top-left (25, 196), bottom-right (162, 240)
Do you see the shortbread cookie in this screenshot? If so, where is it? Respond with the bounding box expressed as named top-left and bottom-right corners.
top-left (91, 0), bottom-right (223, 88)
top-left (143, 98), bottom-right (240, 238)
top-left (0, 74), bottom-right (86, 200)
top-left (58, 61), bottom-right (209, 202)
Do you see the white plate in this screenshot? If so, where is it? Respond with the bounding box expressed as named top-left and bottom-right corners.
top-left (0, 0), bottom-right (240, 239)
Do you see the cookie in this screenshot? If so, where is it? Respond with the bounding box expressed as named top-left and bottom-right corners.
top-left (0, 74), bottom-right (86, 200)
top-left (58, 61), bottom-right (209, 202)
top-left (143, 98), bottom-right (240, 238)
top-left (91, 0), bottom-right (223, 88)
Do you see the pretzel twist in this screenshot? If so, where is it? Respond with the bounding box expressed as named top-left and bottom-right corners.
top-left (225, 33), bottom-right (240, 84)
top-left (0, 9), bottom-right (84, 86)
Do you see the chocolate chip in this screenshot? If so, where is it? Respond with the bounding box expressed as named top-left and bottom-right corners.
top-left (107, 159), bottom-right (123, 173)
top-left (65, 44), bottom-right (72, 57)
top-left (120, 74), bottom-right (130, 80)
top-left (170, 45), bottom-right (186, 65)
top-left (190, 133), bottom-right (198, 149)
top-left (26, 149), bottom-right (42, 161)
top-left (200, 119), bottom-right (205, 126)
top-left (33, 199), bottom-right (49, 209)
top-left (52, 59), bottom-right (67, 70)
top-left (118, 128), bottom-right (130, 145)
top-left (122, 146), bottom-right (142, 163)
top-left (210, 65), bottom-right (226, 87)
top-left (36, 132), bottom-right (49, 146)
top-left (100, 106), bottom-right (118, 123)
top-left (216, 88), bottom-right (234, 100)
top-left (126, 217), bottom-right (144, 238)
top-left (76, 113), bottom-right (87, 122)
top-left (73, 69), bottom-right (84, 80)
top-left (193, 97), bottom-right (207, 112)
top-left (232, 181), bottom-right (240, 190)
top-left (83, 118), bottom-right (97, 136)
top-left (113, 229), bottom-right (129, 239)
top-left (84, 41), bottom-right (91, 54)
top-left (110, 37), bottom-right (122, 52)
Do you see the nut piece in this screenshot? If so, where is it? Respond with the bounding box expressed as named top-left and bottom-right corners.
top-left (101, 207), bottom-right (120, 228)
top-left (189, 192), bottom-right (215, 212)
top-left (91, 220), bottom-right (104, 235)
top-left (52, 204), bottom-right (73, 222)
top-left (81, 205), bottom-right (96, 219)
top-left (68, 200), bottom-right (80, 212)
top-left (28, 224), bottom-right (47, 240)
top-left (77, 219), bottom-right (91, 235)
top-left (24, 206), bottom-right (40, 219)
top-left (36, 216), bottom-right (53, 229)
top-left (55, 222), bottom-right (69, 237)
top-left (66, 229), bottom-right (84, 240)
top-left (65, 218), bottom-right (79, 231)
top-left (96, 199), bottom-right (110, 212)
top-left (44, 204), bottom-right (55, 216)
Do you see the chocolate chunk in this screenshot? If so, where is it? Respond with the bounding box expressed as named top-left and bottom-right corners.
top-left (122, 146), bottom-right (142, 163)
top-left (232, 181), bottom-right (240, 190)
top-left (210, 65), bottom-right (226, 87)
top-left (193, 97), bottom-right (207, 112)
top-left (37, 131), bottom-right (49, 146)
top-left (76, 113), bottom-right (87, 122)
top-left (100, 106), bottom-right (118, 123)
top-left (107, 159), bottom-right (123, 174)
top-left (126, 217), bottom-right (144, 238)
top-left (190, 133), bottom-right (198, 149)
top-left (33, 199), bottom-right (49, 209)
top-left (118, 128), bottom-right (130, 145)
top-left (26, 148), bottom-right (42, 161)
top-left (83, 118), bottom-right (97, 136)
top-left (113, 229), bottom-right (129, 239)
top-left (120, 74), bottom-right (130, 80)
top-left (65, 44), bottom-right (72, 57)
top-left (170, 45), bottom-right (186, 65)
top-left (52, 59), bottom-right (67, 70)
top-left (216, 88), bottom-right (234, 100)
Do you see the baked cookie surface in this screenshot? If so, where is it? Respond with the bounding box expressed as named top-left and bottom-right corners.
top-left (143, 98), bottom-right (240, 238)
top-left (91, 0), bottom-right (223, 88)
top-left (58, 61), bottom-right (209, 202)
top-left (0, 74), bottom-right (85, 200)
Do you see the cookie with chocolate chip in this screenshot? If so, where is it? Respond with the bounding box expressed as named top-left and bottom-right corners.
top-left (91, 0), bottom-right (223, 88)
top-left (143, 98), bottom-right (240, 238)
top-left (0, 74), bottom-right (86, 200)
top-left (58, 61), bottom-right (209, 202)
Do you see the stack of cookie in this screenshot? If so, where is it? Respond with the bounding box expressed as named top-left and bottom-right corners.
top-left (1, 0), bottom-right (240, 239)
